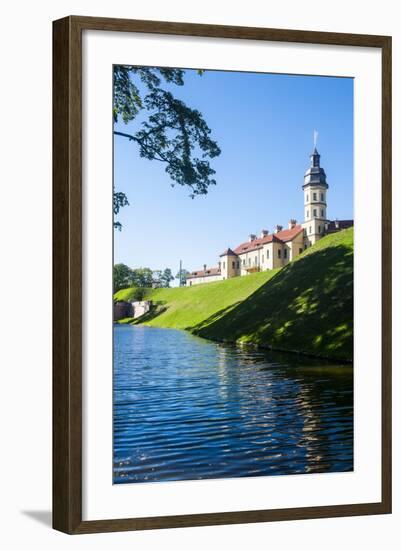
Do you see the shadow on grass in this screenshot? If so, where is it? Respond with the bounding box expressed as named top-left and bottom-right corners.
top-left (192, 243), bottom-right (353, 361)
top-left (185, 302), bottom-right (242, 332)
top-left (130, 304), bottom-right (168, 324)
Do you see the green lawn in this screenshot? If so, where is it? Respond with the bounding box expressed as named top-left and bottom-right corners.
top-left (114, 287), bottom-right (152, 302)
top-left (119, 269), bottom-right (279, 329)
top-left (115, 228), bottom-right (353, 361)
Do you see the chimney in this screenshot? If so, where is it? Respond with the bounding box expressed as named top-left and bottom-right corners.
top-left (275, 225), bottom-right (283, 234)
top-left (203, 264), bottom-right (207, 272)
top-left (288, 219), bottom-right (297, 229)
top-left (260, 229), bottom-right (269, 238)
top-left (248, 234), bottom-right (256, 242)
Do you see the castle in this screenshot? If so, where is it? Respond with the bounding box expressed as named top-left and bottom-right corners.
top-left (187, 146), bottom-right (353, 286)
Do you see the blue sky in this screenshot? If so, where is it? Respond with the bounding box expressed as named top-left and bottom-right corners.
top-left (114, 68), bottom-right (353, 279)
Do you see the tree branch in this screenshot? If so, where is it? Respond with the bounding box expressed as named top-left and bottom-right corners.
top-left (114, 130), bottom-right (167, 163)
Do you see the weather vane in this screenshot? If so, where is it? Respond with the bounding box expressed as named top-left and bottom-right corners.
top-left (313, 129), bottom-right (319, 148)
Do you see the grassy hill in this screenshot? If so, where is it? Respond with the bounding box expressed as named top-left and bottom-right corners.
top-left (114, 287), bottom-right (151, 302)
top-left (115, 228), bottom-right (353, 361)
top-left (116, 269), bottom-right (279, 328)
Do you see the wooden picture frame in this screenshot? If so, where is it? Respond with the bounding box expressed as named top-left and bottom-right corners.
top-left (53, 15), bottom-right (392, 534)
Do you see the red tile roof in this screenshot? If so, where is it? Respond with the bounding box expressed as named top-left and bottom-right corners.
top-left (187, 267), bottom-right (221, 279)
top-left (233, 225), bottom-right (303, 255)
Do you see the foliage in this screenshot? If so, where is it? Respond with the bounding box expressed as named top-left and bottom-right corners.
top-left (151, 270), bottom-right (163, 288)
top-left (130, 267), bottom-right (154, 288)
top-left (160, 268), bottom-right (174, 287)
top-left (113, 66), bottom-right (221, 227)
top-left (114, 286), bottom-right (150, 302)
top-left (113, 263), bottom-right (133, 292)
top-left (113, 192), bottom-right (129, 231)
top-left (132, 287), bottom-right (147, 301)
top-left (175, 268), bottom-right (190, 286)
top-left (113, 265), bottom-right (176, 292)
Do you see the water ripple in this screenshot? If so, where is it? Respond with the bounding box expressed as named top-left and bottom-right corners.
top-left (113, 325), bottom-right (353, 483)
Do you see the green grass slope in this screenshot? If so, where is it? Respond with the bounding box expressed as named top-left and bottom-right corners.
top-left (115, 228), bottom-right (353, 361)
top-left (114, 287), bottom-right (152, 302)
top-left (131, 270), bottom-right (279, 329)
top-left (193, 228), bottom-right (353, 361)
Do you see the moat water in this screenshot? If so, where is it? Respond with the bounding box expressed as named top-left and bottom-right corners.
top-left (113, 324), bottom-right (353, 483)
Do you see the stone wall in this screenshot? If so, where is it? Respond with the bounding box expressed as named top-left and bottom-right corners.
top-left (114, 300), bottom-right (152, 321)
top-left (114, 301), bottom-right (133, 321)
top-left (132, 301), bottom-right (151, 319)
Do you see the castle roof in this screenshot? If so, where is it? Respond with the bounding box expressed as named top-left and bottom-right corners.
top-left (303, 147), bottom-right (328, 189)
top-left (187, 267), bottom-right (221, 279)
top-left (233, 225), bottom-right (303, 255)
top-left (219, 247), bottom-right (238, 257)
top-left (325, 220), bottom-right (354, 233)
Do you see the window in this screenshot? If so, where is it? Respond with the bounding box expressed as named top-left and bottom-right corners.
top-left (303, 229), bottom-right (307, 236)
top-left (321, 209), bottom-right (324, 217)
top-left (266, 249), bottom-right (269, 259)
top-left (306, 194), bottom-right (309, 202)
top-left (313, 209), bottom-right (317, 217)
top-left (223, 262), bottom-right (225, 269)
top-left (232, 261), bottom-right (235, 269)
top-left (306, 210), bottom-right (309, 218)
top-left (309, 226), bottom-right (312, 234)
top-left (299, 248), bottom-right (303, 254)
top-left (237, 261), bottom-right (240, 269)
top-left (318, 225), bottom-right (321, 233)
top-left (278, 249), bottom-right (281, 259)
top-left (321, 193), bottom-right (324, 201)
top-left (255, 257), bottom-right (258, 265)
top-left (248, 257), bottom-right (251, 266)
top-left (242, 259), bottom-right (245, 266)
top-left (313, 192), bottom-right (317, 200)
top-left (284, 248), bottom-right (287, 259)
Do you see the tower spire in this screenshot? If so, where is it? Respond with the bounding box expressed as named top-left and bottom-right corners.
top-left (313, 129), bottom-right (318, 148)
top-left (310, 130), bottom-right (320, 167)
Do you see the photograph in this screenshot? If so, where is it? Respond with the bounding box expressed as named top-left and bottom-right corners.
top-left (112, 64), bottom-right (354, 485)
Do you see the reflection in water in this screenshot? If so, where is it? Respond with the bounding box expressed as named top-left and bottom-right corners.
top-left (113, 325), bottom-right (353, 483)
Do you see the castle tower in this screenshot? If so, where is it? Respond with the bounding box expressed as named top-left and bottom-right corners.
top-left (301, 141), bottom-right (329, 246)
top-left (219, 248), bottom-right (239, 279)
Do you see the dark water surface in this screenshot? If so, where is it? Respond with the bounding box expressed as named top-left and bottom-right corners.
top-left (113, 325), bottom-right (353, 483)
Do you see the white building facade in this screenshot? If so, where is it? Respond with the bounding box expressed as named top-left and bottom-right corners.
top-left (187, 147), bottom-right (352, 286)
